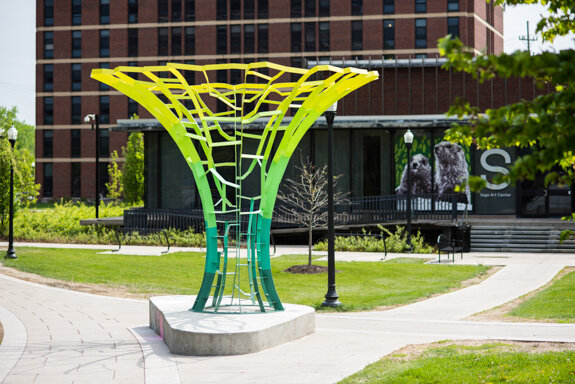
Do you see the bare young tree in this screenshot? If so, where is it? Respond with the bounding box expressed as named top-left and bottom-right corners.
top-left (277, 155), bottom-right (347, 267)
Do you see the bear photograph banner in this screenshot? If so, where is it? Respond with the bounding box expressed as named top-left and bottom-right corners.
top-left (394, 131), bottom-right (472, 211)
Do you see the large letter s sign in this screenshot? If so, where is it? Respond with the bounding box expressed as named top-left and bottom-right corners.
top-left (480, 149), bottom-right (511, 191)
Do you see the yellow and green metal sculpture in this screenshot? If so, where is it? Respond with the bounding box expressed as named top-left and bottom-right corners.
top-left (91, 62), bottom-right (378, 313)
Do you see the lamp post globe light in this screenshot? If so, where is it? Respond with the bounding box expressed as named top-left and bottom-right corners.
top-left (84, 114), bottom-right (100, 219)
top-left (403, 129), bottom-right (414, 250)
top-left (5, 125), bottom-right (18, 259)
top-left (322, 101), bottom-right (341, 308)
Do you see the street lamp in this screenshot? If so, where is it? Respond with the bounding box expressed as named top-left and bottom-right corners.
top-left (322, 101), bottom-right (341, 308)
top-left (5, 125), bottom-right (18, 259)
top-left (84, 114), bottom-right (100, 219)
top-left (403, 129), bottom-right (414, 250)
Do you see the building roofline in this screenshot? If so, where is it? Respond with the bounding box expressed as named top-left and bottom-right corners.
top-left (114, 114), bottom-right (467, 132)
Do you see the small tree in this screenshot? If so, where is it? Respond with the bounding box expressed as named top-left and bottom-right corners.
top-left (121, 132), bottom-right (144, 204)
top-left (106, 150), bottom-right (123, 200)
top-left (277, 156), bottom-right (347, 267)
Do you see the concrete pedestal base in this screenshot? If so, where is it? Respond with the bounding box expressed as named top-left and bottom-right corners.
top-left (149, 296), bottom-right (315, 356)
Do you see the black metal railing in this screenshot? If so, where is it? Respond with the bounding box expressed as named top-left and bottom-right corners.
top-left (272, 193), bottom-right (462, 228)
top-left (123, 193), bottom-right (462, 233)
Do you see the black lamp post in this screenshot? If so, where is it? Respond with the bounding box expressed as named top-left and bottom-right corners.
top-left (84, 114), bottom-right (100, 219)
top-left (5, 125), bottom-right (18, 260)
top-left (322, 101), bottom-right (341, 308)
top-left (403, 129), bottom-right (414, 250)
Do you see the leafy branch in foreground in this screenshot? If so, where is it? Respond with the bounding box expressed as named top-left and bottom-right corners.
top-left (439, 37), bottom-right (575, 190)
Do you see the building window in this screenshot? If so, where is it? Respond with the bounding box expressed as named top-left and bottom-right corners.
top-left (305, 0), bottom-right (316, 17)
top-left (99, 162), bottom-right (109, 195)
top-left (291, 0), bottom-right (301, 18)
top-left (305, 22), bottom-right (315, 52)
top-left (99, 129), bottom-right (110, 157)
top-left (383, 19), bottom-right (395, 49)
top-left (44, 97), bottom-right (54, 125)
top-left (44, 31), bottom-right (54, 59)
top-left (184, 60), bottom-right (195, 86)
top-left (291, 23), bottom-right (302, 52)
top-left (45, 0), bottom-right (54, 26)
top-left (99, 63), bottom-right (110, 90)
top-left (100, 30), bottom-right (110, 57)
top-left (415, 0), bottom-right (426, 13)
top-left (100, 96), bottom-right (110, 124)
top-left (72, 0), bottom-right (81, 25)
top-left (185, 27), bottom-right (195, 55)
top-left (352, 21), bottom-right (363, 51)
top-left (159, 0), bottom-right (169, 22)
top-left (244, 24), bottom-right (255, 53)
top-left (230, 0), bottom-right (241, 20)
top-left (44, 64), bottom-right (54, 92)
top-left (72, 31), bottom-right (82, 58)
top-left (383, 0), bottom-right (394, 14)
top-left (351, 0), bottom-right (363, 16)
top-left (230, 25), bottom-right (241, 54)
top-left (172, 0), bottom-right (182, 21)
top-left (172, 27), bottom-right (182, 56)
top-left (448, 17), bottom-right (459, 38)
top-left (217, 26), bottom-right (227, 54)
top-left (43, 163), bottom-right (53, 197)
top-left (318, 22), bottom-right (330, 51)
top-left (319, 0), bottom-right (329, 16)
top-left (158, 28), bottom-right (169, 55)
top-left (128, 29), bottom-right (138, 56)
top-left (72, 63), bottom-right (82, 91)
top-left (100, 0), bottom-right (110, 24)
top-left (71, 129), bottom-right (81, 158)
top-left (447, 0), bottom-right (459, 11)
top-left (217, 0), bottom-right (227, 20)
top-left (415, 18), bottom-right (427, 48)
top-left (245, 0), bottom-right (255, 19)
top-left (185, 0), bottom-right (195, 21)
top-left (128, 0), bottom-right (138, 23)
top-left (71, 96), bottom-right (82, 124)
top-left (128, 98), bottom-right (139, 117)
top-left (258, 24), bottom-right (268, 53)
top-left (71, 163), bottom-right (81, 198)
top-left (415, 53), bottom-right (427, 59)
top-left (258, 0), bottom-right (268, 18)
top-left (43, 130), bottom-right (53, 158)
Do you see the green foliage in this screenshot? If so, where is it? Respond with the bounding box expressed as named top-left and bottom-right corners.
top-left (122, 132), bottom-right (144, 204)
top-left (2, 250), bottom-right (487, 311)
top-left (2, 201), bottom-right (205, 247)
top-left (0, 106), bottom-right (40, 235)
top-left (314, 226), bottom-right (434, 254)
top-left (339, 342), bottom-right (575, 383)
top-left (106, 150), bottom-right (123, 199)
top-left (508, 269), bottom-right (575, 322)
top-left (438, 7), bottom-right (575, 190)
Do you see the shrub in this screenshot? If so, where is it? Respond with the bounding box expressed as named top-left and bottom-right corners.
top-left (5, 201), bottom-right (205, 247)
top-left (314, 225), bottom-right (433, 253)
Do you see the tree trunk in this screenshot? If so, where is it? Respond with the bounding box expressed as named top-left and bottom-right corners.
top-left (308, 218), bottom-right (313, 266)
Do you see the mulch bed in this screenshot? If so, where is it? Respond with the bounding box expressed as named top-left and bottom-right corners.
top-left (283, 264), bottom-right (340, 274)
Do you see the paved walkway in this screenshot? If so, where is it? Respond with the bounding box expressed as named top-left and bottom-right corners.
top-left (0, 243), bottom-right (574, 383)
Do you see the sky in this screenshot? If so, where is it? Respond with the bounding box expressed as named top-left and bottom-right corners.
top-left (0, 1), bottom-right (573, 127)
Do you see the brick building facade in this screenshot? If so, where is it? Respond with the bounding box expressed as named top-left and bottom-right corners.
top-left (36, 0), bottom-right (504, 199)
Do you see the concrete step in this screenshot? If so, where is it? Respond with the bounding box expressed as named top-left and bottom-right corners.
top-left (469, 223), bottom-right (575, 252)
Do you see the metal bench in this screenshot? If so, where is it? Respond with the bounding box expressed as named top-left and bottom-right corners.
top-left (114, 209), bottom-right (205, 253)
top-left (437, 233), bottom-right (463, 262)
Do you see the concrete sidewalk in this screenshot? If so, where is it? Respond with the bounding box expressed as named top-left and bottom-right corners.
top-left (0, 243), bottom-right (574, 383)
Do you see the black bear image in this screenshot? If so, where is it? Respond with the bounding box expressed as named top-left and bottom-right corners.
top-left (434, 141), bottom-right (470, 204)
top-left (396, 154), bottom-right (432, 195)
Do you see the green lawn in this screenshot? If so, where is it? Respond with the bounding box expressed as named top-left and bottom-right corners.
top-left (508, 269), bottom-right (575, 322)
top-left (339, 342), bottom-right (575, 384)
top-left (2, 248), bottom-right (488, 311)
